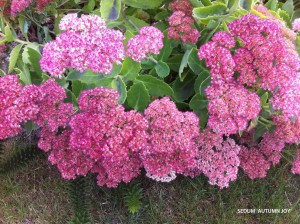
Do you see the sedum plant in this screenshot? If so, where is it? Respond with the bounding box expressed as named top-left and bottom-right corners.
top-left (0, 0), bottom-right (299, 193)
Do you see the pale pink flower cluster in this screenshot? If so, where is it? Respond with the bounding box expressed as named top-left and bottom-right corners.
top-left (205, 83), bottom-right (261, 135)
top-left (198, 129), bottom-right (241, 188)
top-left (141, 97), bottom-right (200, 181)
top-left (292, 149), bottom-right (300, 174)
top-left (168, 0), bottom-right (200, 44)
top-left (270, 78), bottom-right (300, 119)
top-left (126, 26), bottom-right (164, 62)
top-left (40, 14), bottom-right (125, 78)
top-left (293, 18), bottom-right (300, 32)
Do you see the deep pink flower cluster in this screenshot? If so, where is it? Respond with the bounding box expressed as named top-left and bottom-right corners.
top-left (40, 14), bottom-right (125, 78)
top-left (0, 75), bottom-right (24, 139)
top-left (32, 79), bottom-right (74, 132)
top-left (292, 149), bottom-right (300, 174)
top-left (36, 0), bottom-right (53, 11)
top-left (10, 0), bottom-right (53, 16)
top-left (70, 88), bottom-right (148, 187)
top-left (141, 97), bottom-right (200, 182)
top-left (293, 18), bottom-right (300, 32)
top-left (39, 128), bottom-right (95, 179)
top-left (197, 129), bottom-right (241, 188)
top-left (228, 14), bottom-right (299, 91)
top-left (198, 31), bottom-right (235, 84)
top-left (126, 26), bottom-right (164, 62)
top-left (205, 83), bottom-right (261, 135)
top-left (168, 0), bottom-right (200, 44)
top-left (239, 146), bottom-right (270, 179)
top-left (255, 5), bottom-right (297, 41)
top-left (238, 130), bottom-right (285, 179)
top-left (10, 0), bottom-right (32, 17)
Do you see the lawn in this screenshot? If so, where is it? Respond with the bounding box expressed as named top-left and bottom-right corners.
top-left (0, 141), bottom-right (299, 224)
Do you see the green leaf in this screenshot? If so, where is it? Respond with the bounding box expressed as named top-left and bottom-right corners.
top-left (100, 0), bottom-right (121, 20)
top-left (189, 93), bottom-right (209, 129)
top-left (113, 77), bottom-right (127, 104)
top-left (9, 44), bottom-right (23, 73)
top-left (66, 89), bottom-right (78, 105)
top-left (155, 61), bottom-right (170, 78)
top-left (72, 80), bottom-right (88, 98)
top-left (67, 70), bottom-right (85, 81)
top-left (193, 2), bottom-right (228, 20)
top-left (4, 25), bottom-right (15, 42)
top-left (136, 75), bottom-right (174, 97)
top-left (189, 93), bottom-right (208, 111)
top-left (127, 82), bottom-right (150, 111)
top-left (172, 71), bottom-right (196, 102)
top-left (15, 63), bottom-right (31, 84)
top-left (179, 49), bottom-right (193, 81)
top-left (123, 0), bottom-right (163, 9)
top-left (79, 70), bottom-right (104, 84)
top-left (121, 57), bottom-right (141, 81)
top-left (93, 77), bottom-right (115, 88)
top-left (194, 72), bottom-right (211, 95)
top-left (82, 0), bottom-right (96, 13)
top-left (22, 43), bottom-right (39, 64)
top-left (158, 34), bottom-right (175, 61)
top-left (239, 0), bottom-right (253, 11)
top-left (282, 0), bottom-right (294, 18)
top-left (166, 54), bottom-right (183, 72)
top-left (18, 16), bottom-right (29, 40)
top-left (188, 48), bottom-right (209, 75)
top-left (22, 44), bottom-right (42, 74)
top-left (278, 9), bottom-right (291, 26)
top-left (154, 11), bottom-right (170, 20)
top-left (265, 0), bottom-right (278, 11)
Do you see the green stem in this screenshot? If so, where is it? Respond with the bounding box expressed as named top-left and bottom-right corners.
top-left (148, 56), bottom-right (158, 64)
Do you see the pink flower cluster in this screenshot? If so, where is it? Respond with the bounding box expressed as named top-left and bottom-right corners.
top-left (198, 31), bottom-right (235, 84)
top-left (198, 129), bottom-right (241, 188)
top-left (168, 0), bottom-right (200, 44)
top-left (292, 149), bottom-right (300, 174)
top-left (0, 75), bottom-right (72, 141)
top-left (10, 0), bottom-right (32, 17)
top-left (141, 97), bottom-right (200, 181)
top-left (293, 18), bottom-right (300, 32)
top-left (40, 14), bottom-right (125, 78)
top-left (126, 26), bottom-right (164, 62)
top-left (238, 130), bottom-right (285, 179)
top-left (228, 14), bottom-right (299, 91)
top-left (205, 83), bottom-right (261, 135)
top-left (0, 75), bottom-right (24, 139)
top-left (10, 0), bottom-right (53, 16)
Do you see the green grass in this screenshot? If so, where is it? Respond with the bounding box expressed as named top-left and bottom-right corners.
top-left (0, 144), bottom-right (299, 224)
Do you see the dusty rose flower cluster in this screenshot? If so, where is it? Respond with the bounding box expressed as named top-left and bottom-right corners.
top-left (141, 97), bottom-right (200, 182)
top-left (40, 14), bottom-right (125, 78)
top-left (10, 0), bottom-right (53, 16)
top-left (168, 0), bottom-right (200, 44)
top-left (126, 26), bottom-right (164, 62)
